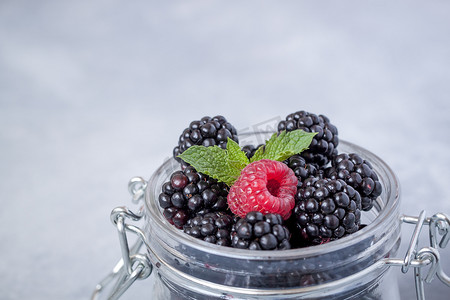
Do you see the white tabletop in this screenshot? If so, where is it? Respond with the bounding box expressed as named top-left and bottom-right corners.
top-left (1, 1), bottom-right (449, 299)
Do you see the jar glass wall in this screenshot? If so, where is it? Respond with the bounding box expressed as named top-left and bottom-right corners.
top-left (143, 132), bottom-right (401, 299)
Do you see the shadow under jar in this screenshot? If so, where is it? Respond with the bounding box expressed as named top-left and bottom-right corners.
top-left (143, 131), bottom-right (402, 300)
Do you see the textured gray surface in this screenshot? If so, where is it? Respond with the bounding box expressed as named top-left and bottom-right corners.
top-left (1, 1), bottom-right (449, 299)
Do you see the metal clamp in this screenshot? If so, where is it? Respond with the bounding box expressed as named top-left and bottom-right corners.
top-left (91, 177), bottom-right (152, 300)
top-left (384, 211), bottom-right (450, 300)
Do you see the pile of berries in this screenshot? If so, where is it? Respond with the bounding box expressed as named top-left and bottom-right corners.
top-left (158, 112), bottom-right (382, 250)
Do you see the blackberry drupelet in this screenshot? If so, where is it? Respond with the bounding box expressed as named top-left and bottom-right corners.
top-left (173, 115), bottom-right (239, 168)
top-left (292, 177), bottom-right (362, 246)
top-left (158, 166), bottom-right (229, 229)
top-left (183, 211), bottom-right (234, 246)
top-left (231, 211), bottom-right (291, 250)
top-left (324, 153), bottom-right (382, 211)
top-left (284, 154), bottom-right (320, 184)
top-left (241, 144), bottom-right (264, 159)
top-left (277, 111), bottom-right (338, 167)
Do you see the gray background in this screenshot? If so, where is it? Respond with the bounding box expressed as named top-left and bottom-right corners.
top-left (1, 1), bottom-right (449, 299)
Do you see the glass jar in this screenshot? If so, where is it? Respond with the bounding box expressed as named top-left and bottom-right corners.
top-left (92, 132), bottom-right (449, 300)
top-left (143, 132), bottom-right (401, 300)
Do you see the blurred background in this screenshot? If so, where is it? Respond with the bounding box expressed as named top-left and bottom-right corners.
top-left (1, 1), bottom-right (449, 299)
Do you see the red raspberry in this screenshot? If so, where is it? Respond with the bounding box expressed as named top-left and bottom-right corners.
top-left (227, 159), bottom-right (298, 220)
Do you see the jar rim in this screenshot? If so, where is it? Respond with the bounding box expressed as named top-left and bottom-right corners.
top-left (144, 134), bottom-right (400, 260)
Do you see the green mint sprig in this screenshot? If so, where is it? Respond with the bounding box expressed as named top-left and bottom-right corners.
top-left (250, 130), bottom-right (316, 162)
top-left (177, 139), bottom-right (247, 186)
top-left (177, 130), bottom-right (316, 186)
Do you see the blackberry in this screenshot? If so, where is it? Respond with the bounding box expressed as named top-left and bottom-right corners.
top-left (277, 111), bottom-right (338, 167)
top-left (241, 144), bottom-right (264, 159)
top-left (284, 154), bottom-right (320, 184)
top-left (292, 177), bottom-right (362, 246)
top-left (231, 211), bottom-right (291, 250)
top-left (183, 211), bottom-right (234, 246)
top-left (173, 115), bottom-right (239, 168)
top-left (324, 153), bottom-right (382, 211)
top-left (158, 166), bottom-right (229, 229)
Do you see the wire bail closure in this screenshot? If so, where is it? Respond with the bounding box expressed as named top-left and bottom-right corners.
top-left (384, 211), bottom-right (450, 300)
top-left (91, 177), bottom-right (152, 300)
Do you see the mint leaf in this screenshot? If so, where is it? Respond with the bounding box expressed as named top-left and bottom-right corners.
top-left (226, 137), bottom-right (249, 170)
top-left (178, 143), bottom-right (248, 186)
top-left (178, 129), bottom-right (315, 186)
top-left (250, 130), bottom-right (316, 162)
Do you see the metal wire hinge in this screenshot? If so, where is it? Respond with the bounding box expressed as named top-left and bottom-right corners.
top-left (384, 211), bottom-right (450, 300)
top-left (91, 177), bottom-right (152, 300)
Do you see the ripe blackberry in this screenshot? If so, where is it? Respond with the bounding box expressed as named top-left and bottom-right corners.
top-left (173, 115), bottom-right (239, 168)
top-left (241, 144), bottom-right (264, 159)
top-left (292, 177), bottom-right (362, 246)
top-left (158, 166), bottom-right (229, 229)
top-left (231, 211), bottom-right (291, 250)
top-left (277, 111), bottom-right (338, 167)
top-left (283, 154), bottom-right (320, 184)
top-left (183, 211), bottom-right (234, 246)
top-left (324, 153), bottom-right (382, 211)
